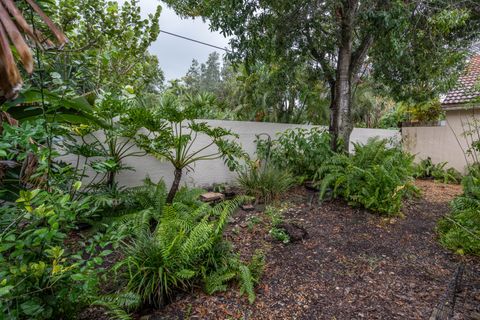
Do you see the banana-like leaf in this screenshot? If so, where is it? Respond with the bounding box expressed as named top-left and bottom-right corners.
top-left (2, 89), bottom-right (107, 127)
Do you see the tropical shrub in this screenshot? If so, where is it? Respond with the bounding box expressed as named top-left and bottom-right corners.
top-left (0, 187), bottom-right (107, 319)
top-left (413, 157), bottom-right (461, 184)
top-left (0, 119), bottom-right (52, 200)
top-left (438, 167), bottom-right (480, 255)
top-left (63, 92), bottom-right (145, 190)
top-left (315, 138), bottom-right (417, 215)
top-left (237, 162), bottom-right (295, 203)
top-left (256, 127), bottom-right (333, 181)
top-left (112, 194), bottom-right (263, 311)
top-left (134, 93), bottom-right (246, 203)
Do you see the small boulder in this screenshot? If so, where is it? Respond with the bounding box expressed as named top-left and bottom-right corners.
top-left (200, 192), bottom-right (224, 202)
top-left (277, 222), bottom-right (308, 242)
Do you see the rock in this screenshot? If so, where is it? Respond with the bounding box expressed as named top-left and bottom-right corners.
top-left (241, 204), bottom-right (255, 211)
top-left (277, 222), bottom-right (308, 242)
top-left (200, 192), bottom-right (224, 202)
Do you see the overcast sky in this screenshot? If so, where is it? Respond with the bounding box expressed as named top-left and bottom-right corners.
top-left (118, 0), bottom-right (230, 81)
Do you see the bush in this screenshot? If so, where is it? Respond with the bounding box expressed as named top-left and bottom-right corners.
top-left (413, 157), bottom-right (461, 184)
top-left (237, 163), bottom-right (296, 203)
top-left (256, 127), bottom-right (333, 181)
top-left (113, 195), bottom-right (263, 310)
top-left (0, 188), bottom-right (106, 319)
top-left (315, 138), bottom-right (418, 215)
top-left (438, 167), bottom-right (480, 255)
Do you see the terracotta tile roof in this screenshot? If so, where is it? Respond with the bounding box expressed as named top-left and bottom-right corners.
top-left (442, 55), bottom-right (480, 106)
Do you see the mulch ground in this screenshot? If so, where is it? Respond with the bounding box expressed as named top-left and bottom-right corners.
top-left (149, 180), bottom-right (480, 320)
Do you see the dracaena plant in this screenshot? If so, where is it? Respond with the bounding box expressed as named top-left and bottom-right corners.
top-left (134, 93), bottom-right (247, 203)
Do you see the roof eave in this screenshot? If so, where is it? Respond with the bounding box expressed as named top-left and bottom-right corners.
top-left (442, 102), bottom-right (480, 111)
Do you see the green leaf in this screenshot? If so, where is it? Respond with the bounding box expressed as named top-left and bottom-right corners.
top-left (21, 300), bottom-right (44, 316)
top-left (0, 285), bottom-right (14, 297)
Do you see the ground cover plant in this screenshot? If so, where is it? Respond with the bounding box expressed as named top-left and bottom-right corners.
top-left (438, 166), bottom-right (480, 255)
top-left (316, 138), bottom-right (418, 215)
top-left (0, 185), bottom-right (119, 319)
top-left (413, 157), bottom-right (462, 184)
top-left (97, 189), bottom-right (264, 317)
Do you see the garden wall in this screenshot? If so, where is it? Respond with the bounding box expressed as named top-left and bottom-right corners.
top-left (65, 120), bottom-right (400, 188)
top-left (402, 108), bottom-right (479, 173)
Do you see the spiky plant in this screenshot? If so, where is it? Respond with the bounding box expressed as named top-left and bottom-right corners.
top-left (237, 162), bottom-right (296, 203)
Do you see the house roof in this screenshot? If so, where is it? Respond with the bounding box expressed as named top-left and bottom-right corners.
top-left (442, 54), bottom-right (480, 108)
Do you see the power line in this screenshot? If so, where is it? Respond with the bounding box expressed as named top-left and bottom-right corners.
top-left (160, 30), bottom-right (231, 53)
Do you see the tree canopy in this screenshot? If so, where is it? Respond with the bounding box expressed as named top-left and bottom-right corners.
top-left (164, 0), bottom-right (480, 150)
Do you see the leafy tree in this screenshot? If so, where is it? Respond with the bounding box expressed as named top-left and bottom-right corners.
top-left (351, 81), bottom-right (398, 128)
top-left (184, 59), bottom-right (201, 93)
top-left (164, 0), bottom-right (480, 150)
top-left (35, 0), bottom-right (164, 94)
top-left (179, 55), bottom-right (331, 124)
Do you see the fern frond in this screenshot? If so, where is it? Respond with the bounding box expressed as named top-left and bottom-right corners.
top-left (238, 264), bottom-right (255, 304)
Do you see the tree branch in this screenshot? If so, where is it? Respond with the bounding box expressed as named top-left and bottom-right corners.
top-left (350, 33), bottom-right (373, 82)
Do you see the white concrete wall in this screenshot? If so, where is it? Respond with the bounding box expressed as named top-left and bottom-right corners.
top-left (64, 120), bottom-right (400, 188)
top-left (402, 109), bottom-right (480, 173)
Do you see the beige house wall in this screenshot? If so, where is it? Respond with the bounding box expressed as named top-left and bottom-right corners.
top-left (402, 108), bottom-right (480, 173)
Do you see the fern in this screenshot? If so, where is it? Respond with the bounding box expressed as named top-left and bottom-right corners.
top-left (315, 138), bottom-right (417, 215)
top-left (204, 268), bottom-right (237, 294)
top-left (238, 264), bottom-right (255, 304)
top-left (113, 196), bottom-right (262, 312)
top-left (438, 167), bottom-right (480, 255)
top-left (93, 292), bottom-right (142, 320)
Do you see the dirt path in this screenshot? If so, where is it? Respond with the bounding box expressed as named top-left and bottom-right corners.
top-left (155, 181), bottom-right (479, 320)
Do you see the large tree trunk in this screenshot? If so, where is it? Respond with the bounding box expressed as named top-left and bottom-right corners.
top-left (329, 1), bottom-right (357, 152)
top-left (166, 167), bottom-right (182, 203)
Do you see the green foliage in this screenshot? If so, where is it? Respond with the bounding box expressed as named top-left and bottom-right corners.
top-left (438, 167), bottom-right (480, 255)
top-left (237, 163), bottom-right (295, 203)
top-left (351, 82), bottom-right (398, 128)
top-left (114, 195), bottom-right (263, 310)
top-left (178, 54), bottom-right (331, 124)
top-left (0, 188), bottom-right (106, 319)
top-left (316, 138), bottom-right (418, 215)
top-left (256, 128), bottom-right (333, 181)
top-left (134, 93), bottom-right (246, 201)
top-left (48, 0), bottom-right (163, 94)
top-left (165, 0), bottom-right (479, 149)
top-left (3, 89), bottom-right (101, 126)
top-left (265, 206), bottom-right (290, 244)
top-left (62, 92), bottom-right (147, 189)
top-left (269, 227), bottom-right (290, 244)
top-left (413, 158), bottom-right (462, 184)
